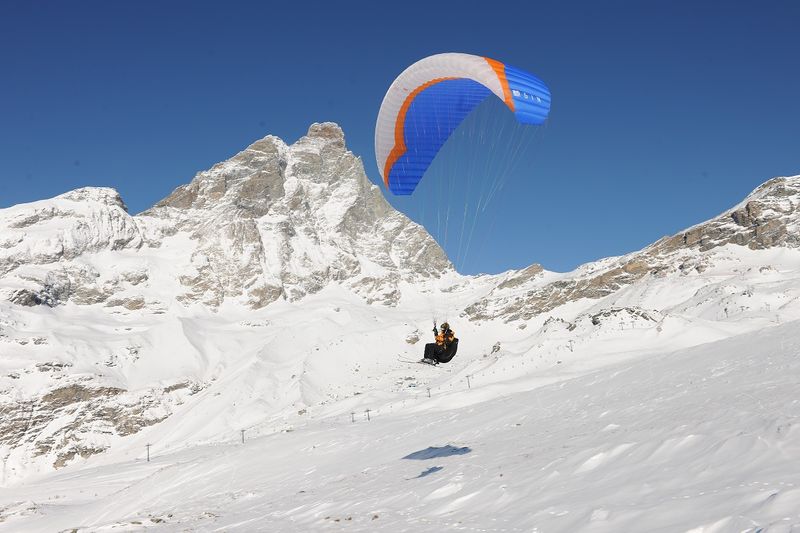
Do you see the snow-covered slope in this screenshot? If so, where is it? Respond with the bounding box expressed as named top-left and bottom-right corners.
top-left (1, 124), bottom-right (800, 530)
top-left (2, 318), bottom-right (799, 531)
top-left (0, 123), bottom-right (470, 485)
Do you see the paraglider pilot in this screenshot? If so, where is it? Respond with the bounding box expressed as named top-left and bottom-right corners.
top-left (422, 321), bottom-right (458, 365)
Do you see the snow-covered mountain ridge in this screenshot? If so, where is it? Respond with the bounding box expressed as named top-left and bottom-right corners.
top-left (466, 175), bottom-right (800, 321)
top-left (1, 123), bottom-right (800, 528)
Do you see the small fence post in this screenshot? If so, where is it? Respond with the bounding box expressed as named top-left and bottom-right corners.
top-left (427, 387), bottom-right (431, 398)
top-left (365, 408), bottom-right (371, 421)
top-left (466, 375), bottom-right (471, 389)
top-left (241, 429), bottom-right (245, 444)
top-left (146, 443), bottom-right (151, 462)
top-left (351, 412), bottom-right (355, 423)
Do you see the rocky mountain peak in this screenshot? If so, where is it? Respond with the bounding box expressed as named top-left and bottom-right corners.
top-left (152, 134), bottom-right (289, 214)
top-left (0, 123), bottom-right (451, 311)
top-left (303, 121), bottom-right (346, 147)
top-left (152, 123), bottom-right (348, 216)
top-left (59, 187), bottom-right (129, 211)
top-left (145, 121), bottom-right (451, 307)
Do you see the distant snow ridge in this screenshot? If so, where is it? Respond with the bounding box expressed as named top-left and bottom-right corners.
top-left (0, 187), bottom-right (146, 307)
top-left (465, 175), bottom-right (800, 322)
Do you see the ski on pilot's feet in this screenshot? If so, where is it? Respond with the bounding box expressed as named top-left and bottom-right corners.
top-left (398, 357), bottom-right (441, 367)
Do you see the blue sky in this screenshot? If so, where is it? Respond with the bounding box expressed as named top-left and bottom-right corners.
top-left (2, 1), bottom-right (799, 274)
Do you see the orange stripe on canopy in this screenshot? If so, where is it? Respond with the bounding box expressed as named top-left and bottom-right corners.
top-left (484, 57), bottom-right (515, 112)
top-left (383, 77), bottom-right (458, 188)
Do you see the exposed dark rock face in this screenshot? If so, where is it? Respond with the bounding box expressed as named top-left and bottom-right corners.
top-left (0, 383), bottom-right (199, 471)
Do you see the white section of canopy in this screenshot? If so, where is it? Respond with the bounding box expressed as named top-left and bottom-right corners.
top-left (374, 53), bottom-right (504, 180)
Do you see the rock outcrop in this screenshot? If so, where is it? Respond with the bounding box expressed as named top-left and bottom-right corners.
top-left (465, 176), bottom-right (800, 322)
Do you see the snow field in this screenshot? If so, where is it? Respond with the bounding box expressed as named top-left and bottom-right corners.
top-left (2, 320), bottom-right (800, 531)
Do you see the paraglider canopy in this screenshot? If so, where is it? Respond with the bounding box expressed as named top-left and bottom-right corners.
top-left (375, 53), bottom-right (551, 196)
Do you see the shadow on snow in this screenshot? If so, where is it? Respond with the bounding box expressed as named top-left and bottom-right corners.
top-left (415, 466), bottom-right (444, 478)
top-left (402, 445), bottom-right (472, 460)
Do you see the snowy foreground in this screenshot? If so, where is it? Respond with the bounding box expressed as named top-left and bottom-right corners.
top-left (1, 316), bottom-right (799, 531)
